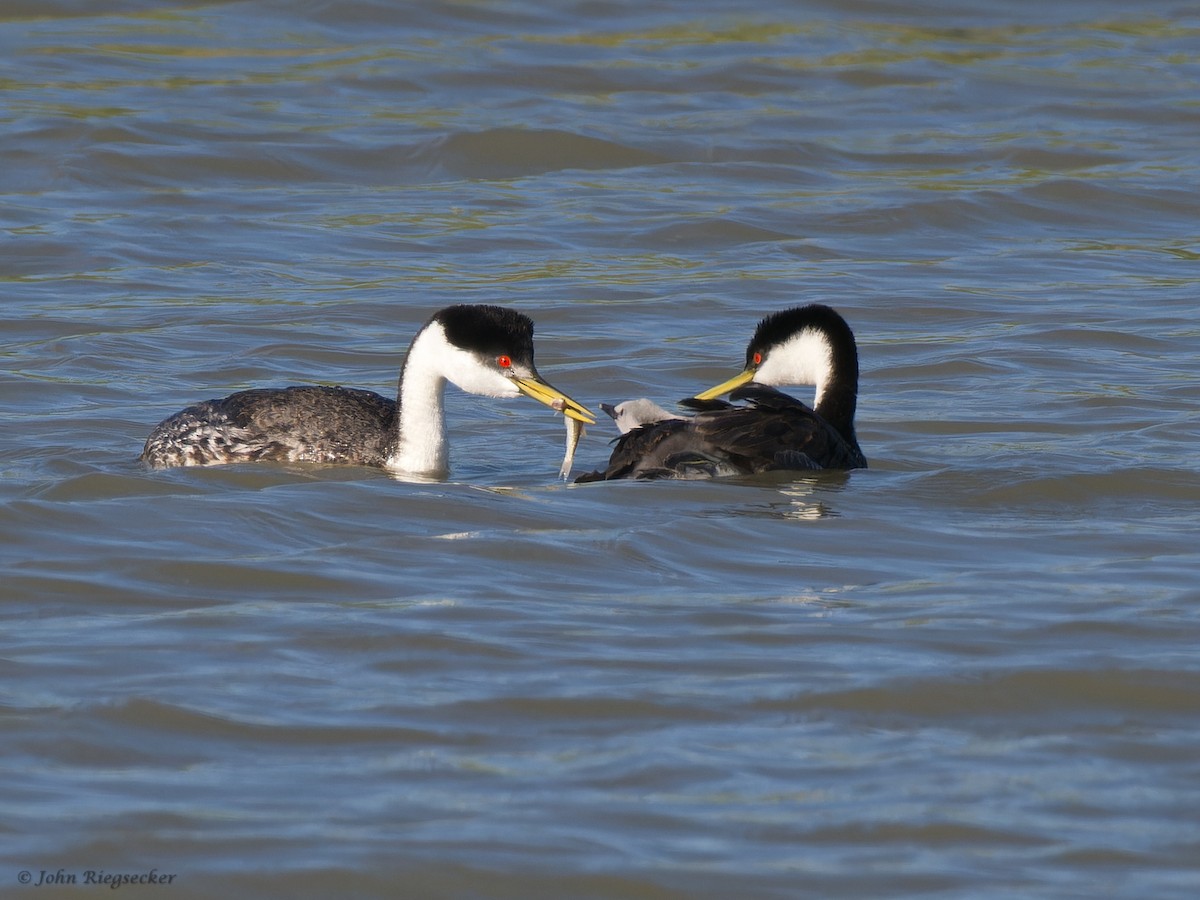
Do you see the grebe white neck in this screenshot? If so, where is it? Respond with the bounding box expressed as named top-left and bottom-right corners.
top-left (385, 323), bottom-right (450, 476)
top-left (754, 328), bottom-right (833, 409)
top-left (383, 321), bottom-right (524, 476)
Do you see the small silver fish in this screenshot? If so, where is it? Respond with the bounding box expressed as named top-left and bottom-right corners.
top-left (553, 399), bottom-right (585, 480)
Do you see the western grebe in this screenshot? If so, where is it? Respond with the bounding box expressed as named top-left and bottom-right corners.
top-left (575, 304), bottom-right (865, 481)
top-left (141, 304), bottom-right (594, 477)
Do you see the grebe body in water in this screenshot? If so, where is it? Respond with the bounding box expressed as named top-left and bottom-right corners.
top-left (141, 305), bottom-right (594, 477)
top-left (575, 304), bottom-right (866, 482)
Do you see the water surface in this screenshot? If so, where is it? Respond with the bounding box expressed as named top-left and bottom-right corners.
top-left (2, 1), bottom-right (1199, 897)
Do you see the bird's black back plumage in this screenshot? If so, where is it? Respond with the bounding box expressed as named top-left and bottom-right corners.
top-left (574, 385), bottom-right (865, 482)
top-left (574, 417), bottom-right (720, 482)
top-left (687, 384), bottom-right (865, 471)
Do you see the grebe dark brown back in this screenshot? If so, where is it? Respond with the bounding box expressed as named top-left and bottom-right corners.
top-left (141, 304), bottom-right (594, 478)
top-left (575, 304), bottom-right (866, 482)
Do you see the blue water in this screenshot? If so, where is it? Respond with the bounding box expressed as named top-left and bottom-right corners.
top-left (2, 1), bottom-right (1199, 897)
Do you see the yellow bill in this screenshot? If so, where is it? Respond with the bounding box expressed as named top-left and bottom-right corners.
top-left (513, 374), bottom-right (596, 424)
top-left (691, 367), bottom-right (757, 401)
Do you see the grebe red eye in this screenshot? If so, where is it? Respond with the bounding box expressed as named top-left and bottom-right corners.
top-left (752, 351), bottom-right (763, 366)
top-left (497, 355), bottom-right (512, 369)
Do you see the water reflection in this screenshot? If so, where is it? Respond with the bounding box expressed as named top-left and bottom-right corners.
top-left (772, 483), bottom-right (834, 520)
top-left (714, 470), bottom-right (853, 520)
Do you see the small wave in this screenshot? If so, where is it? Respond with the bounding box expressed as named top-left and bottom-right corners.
top-left (423, 127), bottom-right (669, 180)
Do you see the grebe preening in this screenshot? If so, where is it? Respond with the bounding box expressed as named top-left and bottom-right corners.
top-left (575, 304), bottom-right (866, 482)
top-left (141, 304), bottom-right (594, 477)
